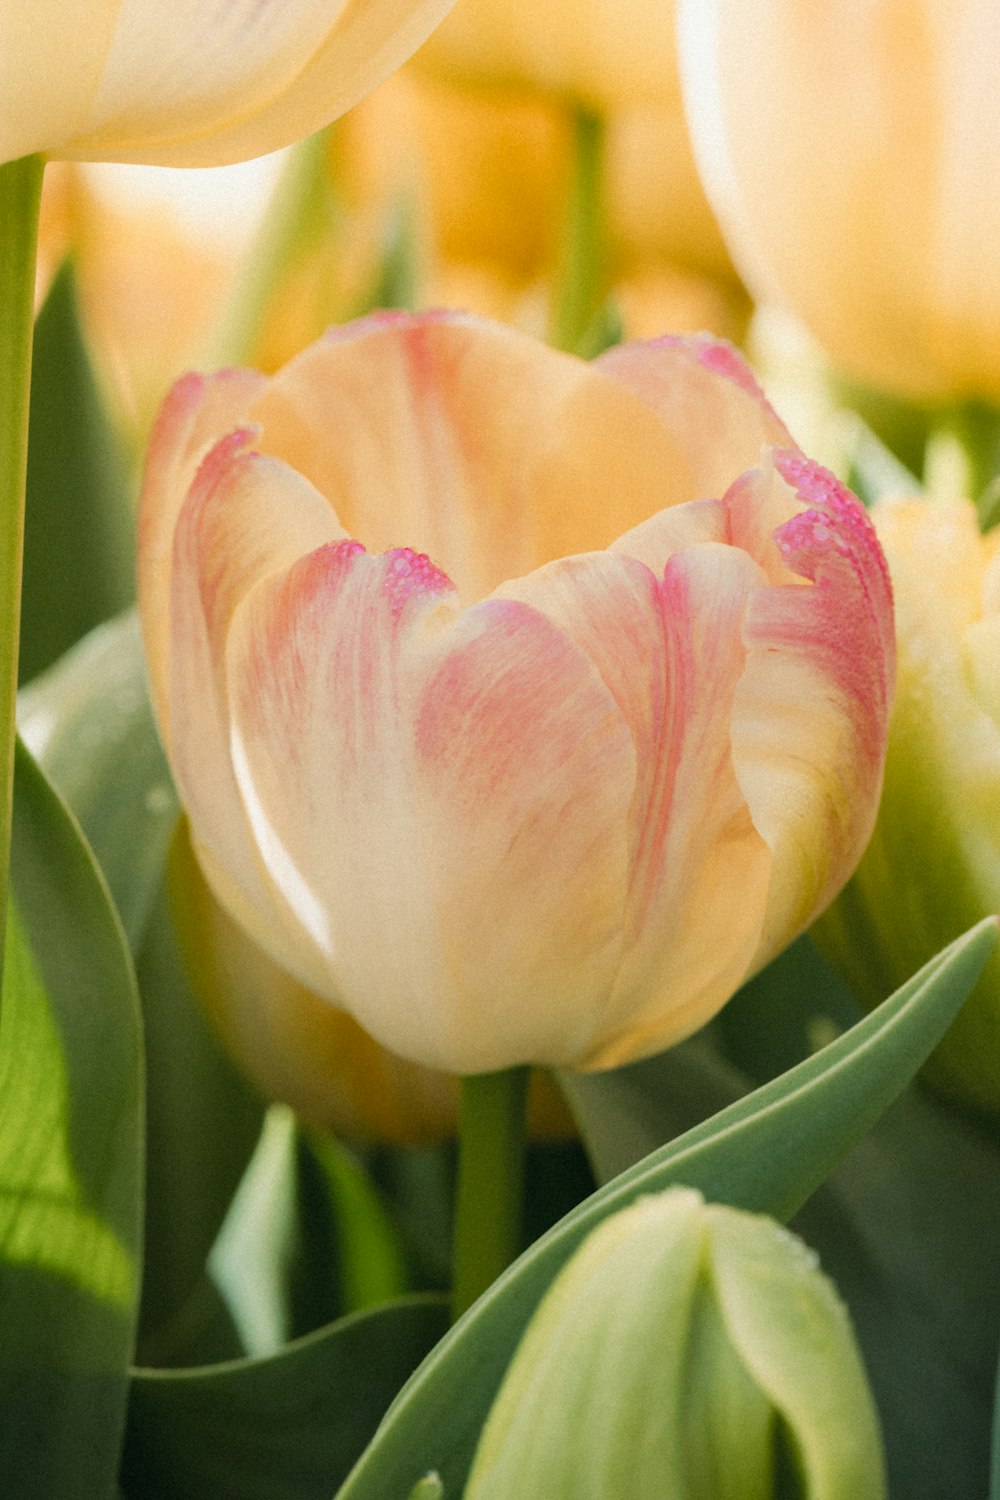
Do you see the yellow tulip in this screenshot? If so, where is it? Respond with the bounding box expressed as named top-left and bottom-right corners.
top-left (679, 0), bottom-right (1000, 403)
top-left (1, 0), bottom-right (458, 168)
top-left (816, 497), bottom-right (1000, 1115)
top-left (138, 312), bottom-right (893, 1075)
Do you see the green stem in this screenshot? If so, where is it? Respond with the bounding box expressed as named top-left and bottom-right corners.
top-left (0, 153), bottom-right (44, 957)
top-left (451, 1066), bottom-right (530, 1322)
top-left (549, 108), bottom-right (608, 356)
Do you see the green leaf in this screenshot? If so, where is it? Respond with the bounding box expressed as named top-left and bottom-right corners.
top-left (134, 874), bottom-right (264, 1367)
top-left (18, 613), bottom-right (264, 1362)
top-left (121, 1297), bottom-right (449, 1500)
top-left (208, 1107), bottom-right (410, 1360)
top-left (334, 921), bottom-right (995, 1499)
top-left (559, 1034), bottom-right (748, 1185)
top-left (0, 739), bottom-right (143, 1498)
top-left (18, 610), bottom-right (177, 951)
top-left (793, 1086), bottom-right (1000, 1499)
top-left (569, 937), bottom-right (1000, 1496)
top-left (22, 260), bottom-right (133, 685)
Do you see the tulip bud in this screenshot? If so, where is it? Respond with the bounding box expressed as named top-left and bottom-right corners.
top-left (679, 0), bottom-right (1000, 405)
top-left (464, 1188), bottom-right (886, 1499)
top-left (815, 497), bottom-right (1000, 1115)
top-left (1, 0), bottom-right (457, 169)
top-left (138, 312), bottom-right (893, 1077)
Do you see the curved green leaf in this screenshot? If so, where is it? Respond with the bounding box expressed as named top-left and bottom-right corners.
top-left (0, 739), bottom-right (143, 1498)
top-left (18, 610), bottom-right (177, 952)
top-left (335, 921), bottom-right (996, 1499)
top-left (122, 1296), bottom-right (448, 1500)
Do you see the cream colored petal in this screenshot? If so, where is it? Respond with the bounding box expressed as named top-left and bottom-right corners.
top-left (502, 545), bottom-right (773, 1071)
top-left (224, 539), bottom-right (636, 1072)
top-left (248, 311), bottom-right (691, 602)
top-left (63, 0), bottom-right (459, 166)
top-left (734, 455), bottom-right (895, 966)
top-left (0, 1), bottom-right (121, 164)
top-left (680, 0), bottom-right (1000, 404)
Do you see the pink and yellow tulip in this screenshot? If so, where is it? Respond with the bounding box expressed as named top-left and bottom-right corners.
top-left (139, 312), bottom-right (893, 1076)
top-left (1, 0), bottom-right (457, 168)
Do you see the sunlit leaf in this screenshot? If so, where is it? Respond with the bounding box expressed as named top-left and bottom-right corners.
top-left (0, 740), bottom-right (142, 1498)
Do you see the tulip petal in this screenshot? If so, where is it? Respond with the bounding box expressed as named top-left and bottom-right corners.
top-left (597, 334), bottom-right (791, 502)
top-left (500, 545), bottom-right (773, 1070)
top-left (246, 311), bottom-right (694, 602)
top-left (166, 433), bottom-right (346, 973)
top-left (733, 453), bottom-right (895, 963)
top-left (138, 367), bottom-right (266, 734)
top-left (0, 2), bottom-right (122, 165)
top-left (59, 0), bottom-right (460, 167)
top-left (224, 539), bottom-right (637, 1071)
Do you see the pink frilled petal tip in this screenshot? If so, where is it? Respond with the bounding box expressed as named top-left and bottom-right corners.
top-left (138, 311), bottom-right (894, 1075)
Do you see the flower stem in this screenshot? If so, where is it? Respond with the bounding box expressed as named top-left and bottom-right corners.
top-left (451, 1066), bottom-right (530, 1322)
top-left (0, 153), bottom-right (44, 956)
top-left (549, 108), bottom-right (608, 356)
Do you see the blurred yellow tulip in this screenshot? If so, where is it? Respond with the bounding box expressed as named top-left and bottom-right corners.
top-left (138, 311), bottom-right (893, 1076)
top-left (1, 0), bottom-right (457, 168)
top-left (412, 0), bottom-right (680, 112)
top-left (816, 497), bottom-right (1000, 1115)
top-left (679, 0), bottom-right (1000, 403)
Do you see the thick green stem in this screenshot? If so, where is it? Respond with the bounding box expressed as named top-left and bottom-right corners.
top-left (451, 1067), bottom-right (530, 1322)
top-left (549, 108), bottom-right (607, 356)
top-left (0, 154), bottom-right (44, 957)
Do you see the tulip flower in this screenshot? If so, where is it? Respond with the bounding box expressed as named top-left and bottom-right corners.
top-left (464, 1188), bottom-right (887, 1499)
top-left (138, 311), bottom-right (893, 1076)
top-left (816, 498), bottom-right (1000, 1116)
top-left (1, 0), bottom-right (457, 169)
top-left (679, 0), bottom-right (1000, 405)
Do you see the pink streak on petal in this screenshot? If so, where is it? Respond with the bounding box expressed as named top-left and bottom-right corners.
top-left (734, 456), bottom-right (895, 960)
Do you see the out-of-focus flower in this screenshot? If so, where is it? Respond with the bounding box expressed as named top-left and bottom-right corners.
top-left (464, 1188), bottom-right (886, 1499)
top-left (250, 66), bottom-right (745, 373)
top-left (413, 0), bottom-right (678, 112)
top-left (170, 819), bottom-right (574, 1142)
top-left (138, 311), bottom-right (893, 1076)
top-left (816, 498), bottom-right (1000, 1116)
top-left (1, 0), bottom-right (457, 168)
top-left (679, 0), bottom-right (1000, 404)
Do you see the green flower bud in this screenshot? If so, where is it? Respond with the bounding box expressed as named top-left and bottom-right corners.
top-left (463, 1188), bottom-right (885, 1500)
